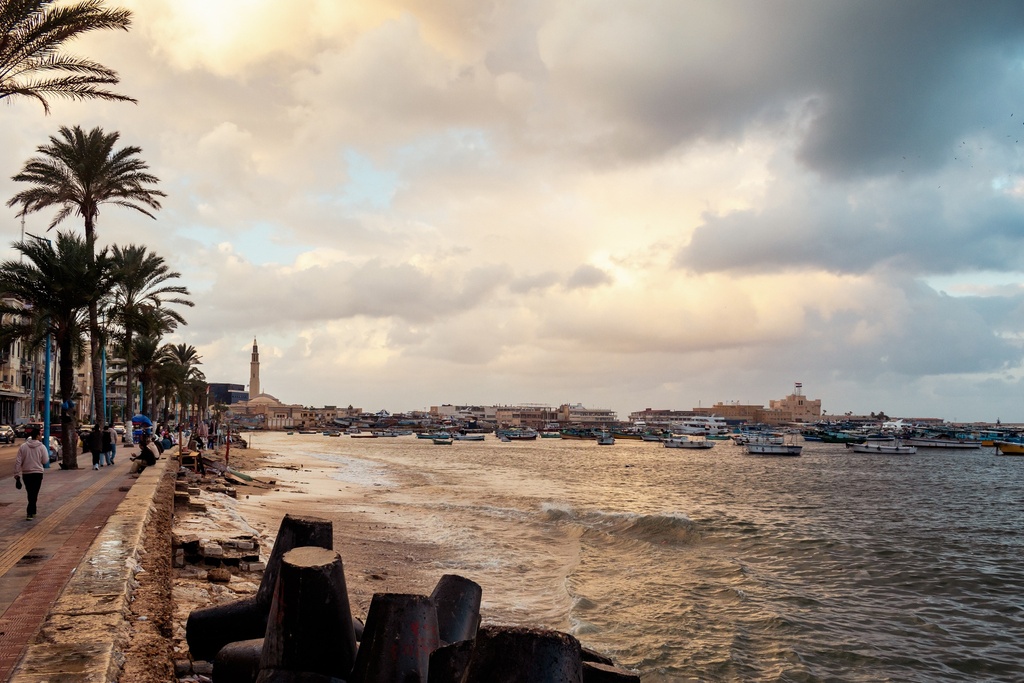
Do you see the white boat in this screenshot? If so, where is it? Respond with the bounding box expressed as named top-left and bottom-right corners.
top-left (663, 437), bottom-right (714, 450)
top-left (747, 433), bottom-right (802, 456)
top-left (596, 433), bottom-right (615, 445)
top-left (732, 432), bottom-right (783, 446)
top-left (452, 433), bottom-right (485, 441)
top-left (670, 415), bottom-right (730, 436)
top-left (903, 436), bottom-right (982, 449)
top-left (847, 441), bottom-right (917, 454)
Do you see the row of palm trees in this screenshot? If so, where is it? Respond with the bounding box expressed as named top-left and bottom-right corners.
top-left (1, 1), bottom-right (198, 468)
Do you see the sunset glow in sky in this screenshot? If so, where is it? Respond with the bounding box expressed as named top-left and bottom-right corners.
top-left (3, 0), bottom-right (1024, 422)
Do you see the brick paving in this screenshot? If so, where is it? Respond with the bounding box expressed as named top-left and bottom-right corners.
top-left (0, 454), bottom-right (135, 683)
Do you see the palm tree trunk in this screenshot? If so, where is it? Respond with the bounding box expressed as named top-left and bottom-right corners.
top-left (85, 214), bottom-right (106, 432)
top-left (124, 327), bottom-right (134, 417)
top-left (58, 336), bottom-right (79, 469)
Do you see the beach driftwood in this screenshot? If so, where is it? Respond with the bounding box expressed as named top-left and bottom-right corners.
top-left (186, 514), bottom-right (334, 660)
top-left (256, 547), bottom-right (358, 682)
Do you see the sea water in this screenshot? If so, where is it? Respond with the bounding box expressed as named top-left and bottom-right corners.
top-left (249, 432), bottom-right (1024, 682)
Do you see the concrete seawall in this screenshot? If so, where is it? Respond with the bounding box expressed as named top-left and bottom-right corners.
top-left (10, 454), bottom-right (176, 682)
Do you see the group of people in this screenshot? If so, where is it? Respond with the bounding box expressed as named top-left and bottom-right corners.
top-left (13, 423), bottom-right (176, 521)
top-left (86, 424), bottom-right (120, 470)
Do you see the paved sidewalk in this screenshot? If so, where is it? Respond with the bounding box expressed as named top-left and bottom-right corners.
top-left (0, 452), bottom-right (137, 682)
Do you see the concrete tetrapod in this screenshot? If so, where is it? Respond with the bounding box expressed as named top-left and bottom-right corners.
top-left (255, 546), bottom-right (358, 682)
top-left (430, 574), bottom-right (483, 645)
top-left (348, 593), bottom-right (440, 683)
top-left (186, 514), bottom-right (334, 661)
top-left (462, 625), bottom-right (584, 683)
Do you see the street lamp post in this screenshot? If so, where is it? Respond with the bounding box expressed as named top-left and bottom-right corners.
top-left (26, 232), bottom-right (52, 466)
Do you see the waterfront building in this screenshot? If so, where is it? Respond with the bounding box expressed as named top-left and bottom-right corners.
top-left (556, 403), bottom-right (618, 426)
top-left (208, 383), bottom-right (248, 406)
top-left (767, 382), bottom-right (822, 423)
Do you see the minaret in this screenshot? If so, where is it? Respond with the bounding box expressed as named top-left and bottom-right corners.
top-left (249, 338), bottom-right (261, 397)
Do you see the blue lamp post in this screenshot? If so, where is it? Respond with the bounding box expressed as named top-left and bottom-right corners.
top-left (27, 232), bottom-right (52, 466)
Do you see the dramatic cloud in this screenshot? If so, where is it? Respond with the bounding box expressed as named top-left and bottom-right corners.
top-left (2, 0), bottom-right (1023, 421)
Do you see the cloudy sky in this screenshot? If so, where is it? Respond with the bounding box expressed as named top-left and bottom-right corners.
top-left (3, 0), bottom-right (1024, 423)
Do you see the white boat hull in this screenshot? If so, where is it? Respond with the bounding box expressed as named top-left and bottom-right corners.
top-left (747, 443), bottom-right (802, 456)
top-left (848, 442), bottom-right (917, 454)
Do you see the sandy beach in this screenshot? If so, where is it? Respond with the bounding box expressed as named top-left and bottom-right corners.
top-left (169, 440), bottom-right (448, 670)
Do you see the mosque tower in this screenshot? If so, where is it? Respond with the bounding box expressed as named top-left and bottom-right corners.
top-left (249, 338), bottom-right (261, 397)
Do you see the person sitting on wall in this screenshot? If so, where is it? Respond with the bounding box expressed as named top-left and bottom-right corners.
top-left (130, 434), bottom-right (160, 475)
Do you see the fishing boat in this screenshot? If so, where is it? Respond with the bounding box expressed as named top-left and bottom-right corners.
top-left (596, 432), bottom-right (615, 445)
top-left (498, 429), bottom-right (539, 441)
top-left (747, 442), bottom-right (802, 456)
top-left (747, 432), bottom-right (802, 456)
top-left (903, 435), bottom-right (983, 449)
top-left (847, 441), bottom-right (917, 454)
top-left (559, 428), bottom-right (596, 440)
top-left (995, 441), bottom-right (1024, 455)
top-left (663, 437), bottom-right (714, 450)
top-left (432, 437), bottom-right (453, 445)
top-left (452, 433), bottom-right (485, 441)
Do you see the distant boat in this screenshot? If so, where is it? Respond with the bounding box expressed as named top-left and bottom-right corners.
top-left (596, 432), bottom-right (615, 446)
top-left (453, 433), bottom-right (485, 441)
top-left (432, 437), bottom-right (453, 445)
top-left (498, 429), bottom-right (538, 441)
top-left (559, 428), bottom-right (596, 440)
top-left (747, 433), bottom-right (801, 456)
top-left (540, 431), bottom-right (563, 438)
top-left (670, 415), bottom-right (730, 436)
top-left (847, 441), bottom-right (917, 455)
top-left (995, 441), bottom-right (1024, 455)
top-left (903, 435), bottom-right (982, 449)
top-left (664, 437), bottom-right (714, 450)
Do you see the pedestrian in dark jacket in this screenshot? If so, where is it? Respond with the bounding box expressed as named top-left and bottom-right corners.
top-left (89, 427), bottom-right (104, 470)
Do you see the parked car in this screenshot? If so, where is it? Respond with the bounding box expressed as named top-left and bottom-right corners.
top-left (113, 423), bottom-right (125, 435)
top-left (0, 425), bottom-right (14, 443)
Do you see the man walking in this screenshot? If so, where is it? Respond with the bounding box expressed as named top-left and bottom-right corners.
top-left (103, 424), bottom-right (116, 466)
top-left (15, 426), bottom-right (49, 520)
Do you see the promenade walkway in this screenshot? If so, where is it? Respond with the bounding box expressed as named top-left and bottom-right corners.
top-left (0, 441), bottom-right (167, 682)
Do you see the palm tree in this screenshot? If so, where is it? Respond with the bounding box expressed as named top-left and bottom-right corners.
top-left (129, 333), bottom-right (167, 419)
top-left (108, 244), bottom-right (192, 417)
top-left (7, 125), bottom-right (165, 434)
top-left (164, 342), bottom-right (203, 423)
top-left (0, 232), bottom-right (114, 469)
top-left (0, 0), bottom-right (135, 113)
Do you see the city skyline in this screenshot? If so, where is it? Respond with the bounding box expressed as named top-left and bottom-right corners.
top-left (3, 1), bottom-right (1023, 424)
